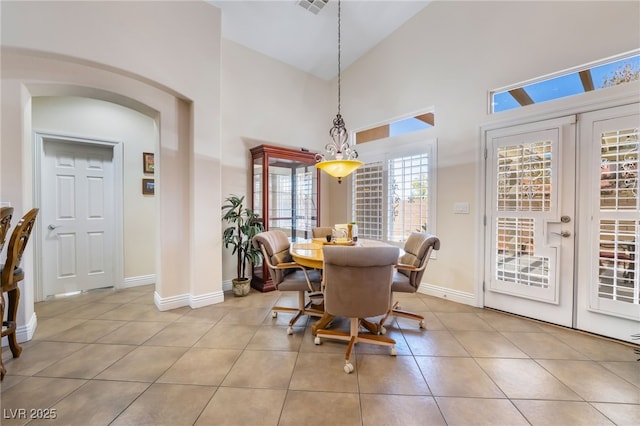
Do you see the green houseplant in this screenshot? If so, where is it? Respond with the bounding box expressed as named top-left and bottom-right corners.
top-left (222, 194), bottom-right (264, 296)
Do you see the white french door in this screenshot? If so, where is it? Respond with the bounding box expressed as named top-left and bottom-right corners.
top-left (484, 116), bottom-right (576, 327)
top-left (484, 105), bottom-right (639, 343)
top-left (576, 104), bottom-right (639, 342)
top-left (42, 139), bottom-right (115, 297)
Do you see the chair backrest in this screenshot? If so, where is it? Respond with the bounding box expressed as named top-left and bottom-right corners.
top-left (0, 207), bottom-right (14, 253)
top-left (252, 230), bottom-right (293, 285)
top-left (322, 245), bottom-right (399, 318)
top-left (312, 227), bottom-right (334, 239)
top-left (2, 208), bottom-right (39, 287)
top-left (399, 233), bottom-right (440, 286)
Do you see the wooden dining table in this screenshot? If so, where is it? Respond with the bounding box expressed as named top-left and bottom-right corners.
top-left (290, 238), bottom-right (401, 335)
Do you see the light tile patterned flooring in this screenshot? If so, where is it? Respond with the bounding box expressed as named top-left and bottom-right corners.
top-left (1, 284), bottom-right (639, 425)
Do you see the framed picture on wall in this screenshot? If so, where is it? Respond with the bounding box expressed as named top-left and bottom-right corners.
top-left (143, 152), bottom-right (155, 174)
top-left (142, 178), bottom-right (155, 195)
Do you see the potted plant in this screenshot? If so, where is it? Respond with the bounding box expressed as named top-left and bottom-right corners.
top-left (222, 194), bottom-right (264, 296)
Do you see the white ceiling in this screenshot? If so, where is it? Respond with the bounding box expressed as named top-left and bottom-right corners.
top-left (207, 0), bottom-right (431, 80)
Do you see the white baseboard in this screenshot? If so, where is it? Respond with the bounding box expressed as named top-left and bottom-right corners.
top-left (154, 291), bottom-right (189, 311)
top-left (122, 274), bottom-right (156, 289)
top-left (1, 312), bottom-right (37, 347)
top-left (222, 279), bottom-right (232, 292)
top-left (154, 290), bottom-right (225, 311)
top-left (190, 291), bottom-right (225, 309)
top-left (418, 282), bottom-right (479, 307)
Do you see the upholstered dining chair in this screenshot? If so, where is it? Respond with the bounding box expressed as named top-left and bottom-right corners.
top-left (314, 245), bottom-right (399, 373)
top-left (312, 227), bottom-right (334, 239)
top-left (253, 230), bottom-right (324, 335)
top-left (1, 208), bottom-right (38, 380)
top-left (0, 207), bottom-right (14, 253)
top-left (377, 232), bottom-right (440, 334)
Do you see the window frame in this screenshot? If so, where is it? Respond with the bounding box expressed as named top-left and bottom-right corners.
top-left (489, 50), bottom-right (640, 114)
top-left (349, 128), bottom-right (437, 246)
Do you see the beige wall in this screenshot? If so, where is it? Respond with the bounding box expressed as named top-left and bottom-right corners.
top-left (219, 39), bottom-right (333, 280)
top-left (1, 0), bottom-right (223, 342)
top-left (337, 0), bottom-right (640, 297)
top-left (32, 96), bottom-right (157, 280)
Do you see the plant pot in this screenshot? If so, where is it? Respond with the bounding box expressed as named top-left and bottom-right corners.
top-left (232, 278), bottom-right (251, 297)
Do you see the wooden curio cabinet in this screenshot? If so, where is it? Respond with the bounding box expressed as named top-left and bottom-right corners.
top-left (250, 144), bottom-right (321, 292)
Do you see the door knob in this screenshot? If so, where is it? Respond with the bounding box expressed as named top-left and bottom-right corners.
top-left (48, 224), bottom-right (60, 230)
top-left (551, 231), bottom-right (571, 238)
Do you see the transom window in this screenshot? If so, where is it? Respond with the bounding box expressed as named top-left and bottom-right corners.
top-left (491, 51), bottom-right (639, 113)
top-left (355, 112), bottom-right (434, 145)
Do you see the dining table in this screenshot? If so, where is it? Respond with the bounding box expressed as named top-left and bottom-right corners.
top-left (290, 237), bottom-right (402, 335)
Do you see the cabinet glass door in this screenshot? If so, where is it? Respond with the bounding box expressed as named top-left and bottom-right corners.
top-left (267, 158), bottom-right (317, 241)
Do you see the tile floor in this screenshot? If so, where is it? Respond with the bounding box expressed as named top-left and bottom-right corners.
top-left (1, 284), bottom-right (639, 425)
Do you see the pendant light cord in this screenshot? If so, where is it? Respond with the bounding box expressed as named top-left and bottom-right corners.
top-left (337, 0), bottom-right (341, 116)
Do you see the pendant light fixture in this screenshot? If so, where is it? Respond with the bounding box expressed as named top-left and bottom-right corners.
top-left (315, 0), bottom-right (363, 183)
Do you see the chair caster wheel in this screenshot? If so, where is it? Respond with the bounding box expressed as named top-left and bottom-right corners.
top-left (287, 326), bottom-right (293, 335)
top-left (314, 336), bottom-right (321, 345)
top-left (344, 363), bottom-right (354, 374)
top-left (272, 311), bottom-right (277, 318)
top-left (418, 320), bottom-right (425, 329)
top-left (379, 325), bottom-right (386, 335)
top-left (390, 347), bottom-right (397, 356)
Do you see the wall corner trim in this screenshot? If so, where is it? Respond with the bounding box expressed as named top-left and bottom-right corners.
top-left (9, 312), bottom-right (37, 345)
top-left (154, 290), bottom-right (225, 311)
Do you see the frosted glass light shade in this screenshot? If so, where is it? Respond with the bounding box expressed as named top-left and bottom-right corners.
top-left (316, 159), bottom-right (363, 183)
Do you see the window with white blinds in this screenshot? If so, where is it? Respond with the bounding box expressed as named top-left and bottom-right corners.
top-left (352, 140), bottom-right (436, 243)
top-left (353, 162), bottom-right (384, 240)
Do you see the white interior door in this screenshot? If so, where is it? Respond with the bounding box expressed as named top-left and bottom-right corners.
top-left (42, 140), bottom-right (115, 297)
top-left (576, 104), bottom-right (639, 343)
top-left (484, 116), bottom-right (576, 327)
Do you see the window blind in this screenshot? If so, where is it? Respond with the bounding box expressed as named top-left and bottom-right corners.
top-left (352, 140), bottom-right (434, 243)
top-left (353, 162), bottom-right (384, 240)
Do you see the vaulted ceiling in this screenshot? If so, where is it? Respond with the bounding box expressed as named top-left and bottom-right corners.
top-left (207, 0), bottom-right (431, 80)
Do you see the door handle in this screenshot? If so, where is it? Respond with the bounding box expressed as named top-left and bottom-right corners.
top-left (551, 231), bottom-right (571, 238)
top-left (48, 224), bottom-right (61, 230)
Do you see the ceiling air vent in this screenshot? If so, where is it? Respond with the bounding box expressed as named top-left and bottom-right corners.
top-left (297, 0), bottom-right (329, 15)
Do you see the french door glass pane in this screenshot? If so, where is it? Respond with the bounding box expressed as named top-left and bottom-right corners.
top-left (598, 219), bottom-right (638, 303)
top-left (600, 128), bottom-right (639, 210)
top-left (598, 126), bottom-right (639, 305)
top-left (494, 139), bottom-right (553, 290)
top-left (496, 217), bottom-right (550, 288)
top-left (497, 141), bottom-right (552, 212)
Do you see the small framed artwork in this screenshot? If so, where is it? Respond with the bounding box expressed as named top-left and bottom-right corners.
top-left (143, 152), bottom-right (155, 174)
top-left (142, 178), bottom-right (155, 195)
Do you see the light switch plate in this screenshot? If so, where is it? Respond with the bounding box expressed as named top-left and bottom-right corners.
top-left (453, 202), bottom-right (470, 214)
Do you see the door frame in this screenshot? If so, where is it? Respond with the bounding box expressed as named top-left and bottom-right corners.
top-left (477, 83), bottom-right (640, 310)
top-left (482, 116), bottom-right (577, 327)
top-left (33, 131), bottom-right (124, 301)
